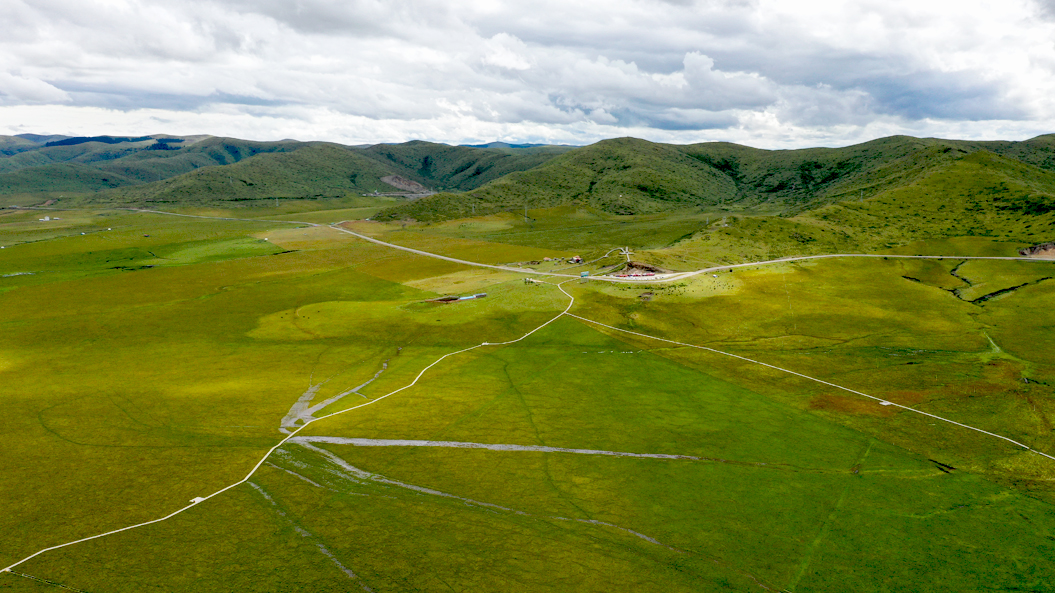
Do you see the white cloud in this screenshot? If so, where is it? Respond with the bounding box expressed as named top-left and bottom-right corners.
top-left (482, 34), bottom-right (532, 71)
top-left (0, 73), bottom-right (70, 103)
top-left (0, 0), bottom-right (1053, 147)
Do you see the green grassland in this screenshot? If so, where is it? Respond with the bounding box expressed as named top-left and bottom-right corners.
top-left (2, 195), bottom-right (1055, 592)
top-left (4, 133), bottom-right (1055, 591)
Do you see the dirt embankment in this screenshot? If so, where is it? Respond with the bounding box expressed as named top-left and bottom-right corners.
top-left (381, 175), bottom-right (428, 193)
top-left (609, 261), bottom-right (671, 277)
top-left (1019, 242), bottom-right (1055, 259)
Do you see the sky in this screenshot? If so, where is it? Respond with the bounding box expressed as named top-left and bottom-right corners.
top-left (1, 0), bottom-right (1054, 148)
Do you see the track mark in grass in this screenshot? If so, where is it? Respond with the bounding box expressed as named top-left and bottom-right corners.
top-left (292, 436), bottom-right (702, 459)
top-left (983, 331), bottom-right (1002, 354)
top-left (786, 440), bottom-right (874, 592)
top-left (265, 461), bottom-right (324, 488)
top-left (294, 436), bottom-right (699, 460)
top-left (7, 571), bottom-right (90, 592)
top-left (280, 354), bottom-right (397, 433)
top-left (247, 481), bottom-right (373, 592)
top-left (298, 443), bottom-right (784, 592)
top-left (296, 441), bottom-right (680, 551)
top-left (500, 359), bottom-right (597, 519)
top-left (279, 380), bottom-right (326, 434)
top-left (564, 311), bottom-right (1055, 463)
top-left (291, 437), bottom-right (849, 472)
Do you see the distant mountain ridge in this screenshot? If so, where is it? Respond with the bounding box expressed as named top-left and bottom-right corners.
top-left (3, 132), bottom-right (1055, 248)
top-left (461, 141), bottom-right (577, 149)
top-left (0, 134), bottom-right (575, 205)
top-left (44, 136), bottom-right (154, 147)
top-left (372, 134), bottom-right (1055, 221)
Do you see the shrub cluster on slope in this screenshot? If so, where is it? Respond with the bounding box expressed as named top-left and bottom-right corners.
top-left (358, 141), bottom-right (572, 192)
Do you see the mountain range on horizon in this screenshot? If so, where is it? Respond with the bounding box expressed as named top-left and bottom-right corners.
top-left (2, 131), bottom-right (1054, 257)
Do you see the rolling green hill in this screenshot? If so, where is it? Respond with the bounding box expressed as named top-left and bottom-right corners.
top-left (632, 149), bottom-right (1055, 267)
top-left (0, 135), bottom-right (307, 205)
top-left (0, 135), bottom-right (299, 177)
top-left (373, 137), bottom-right (741, 221)
top-left (0, 163), bottom-right (140, 196)
top-left (793, 149), bottom-right (1055, 248)
top-left (88, 136), bottom-right (302, 184)
top-left (0, 135), bottom-right (43, 157)
top-left (372, 134), bottom-right (1055, 225)
top-left (95, 144), bottom-right (400, 206)
top-left (681, 135), bottom-right (966, 211)
top-left (7, 131), bottom-right (1055, 255)
top-left (358, 140), bottom-right (571, 191)
top-left (0, 136), bottom-right (569, 207)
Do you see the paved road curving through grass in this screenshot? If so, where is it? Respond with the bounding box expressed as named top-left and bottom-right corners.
top-left (328, 223), bottom-right (1052, 283)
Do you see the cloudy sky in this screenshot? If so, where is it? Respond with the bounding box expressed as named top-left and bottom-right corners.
top-left (1, 0), bottom-right (1054, 147)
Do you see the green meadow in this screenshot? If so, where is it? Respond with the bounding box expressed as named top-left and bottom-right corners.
top-left (0, 198), bottom-right (1054, 593)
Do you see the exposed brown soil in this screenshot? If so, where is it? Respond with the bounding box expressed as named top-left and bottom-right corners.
top-left (1020, 241), bottom-right (1055, 259)
top-left (612, 261), bottom-right (671, 275)
top-left (381, 175), bottom-right (428, 193)
top-left (881, 390), bottom-right (930, 406)
top-left (808, 394), bottom-right (897, 417)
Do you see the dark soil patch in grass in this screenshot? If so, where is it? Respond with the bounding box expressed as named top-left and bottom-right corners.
top-left (808, 394), bottom-right (897, 417)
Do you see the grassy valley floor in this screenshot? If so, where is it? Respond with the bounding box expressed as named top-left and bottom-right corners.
top-left (1, 205), bottom-right (1054, 591)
